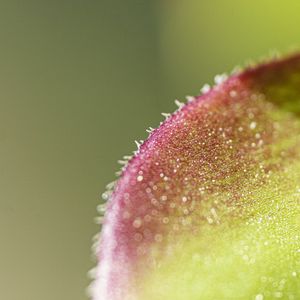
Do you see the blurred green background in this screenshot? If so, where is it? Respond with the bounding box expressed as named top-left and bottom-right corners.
top-left (0, 1), bottom-right (299, 299)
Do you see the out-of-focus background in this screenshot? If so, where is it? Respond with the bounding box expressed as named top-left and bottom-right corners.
top-left (0, 1), bottom-right (299, 299)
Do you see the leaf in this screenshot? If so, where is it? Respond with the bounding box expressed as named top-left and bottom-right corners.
top-left (91, 54), bottom-right (300, 300)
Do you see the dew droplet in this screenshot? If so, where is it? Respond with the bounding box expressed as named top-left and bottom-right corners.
top-left (250, 121), bottom-right (257, 130)
top-left (214, 73), bottom-right (228, 85)
top-left (255, 294), bottom-right (264, 300)
top-left (161, 195), bottom-right (168, 201)
top-left (230, 90), bottom-right (237, 98)
top-left (134, 233), bottom-right (143, 242)
top-left (137, 175), bottom-right (143, 182)
top-left (133, 218), bottom-right (142, 228)
top-left (162, 217), bottom-right (169, 224)
top-left (154, 234), bottom-right (163, 242)
top-left (201, 84), bottom-right (210, 94)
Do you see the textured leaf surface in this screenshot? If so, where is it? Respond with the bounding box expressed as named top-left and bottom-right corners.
top-left (92, 55), bottom-right (300, 300)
